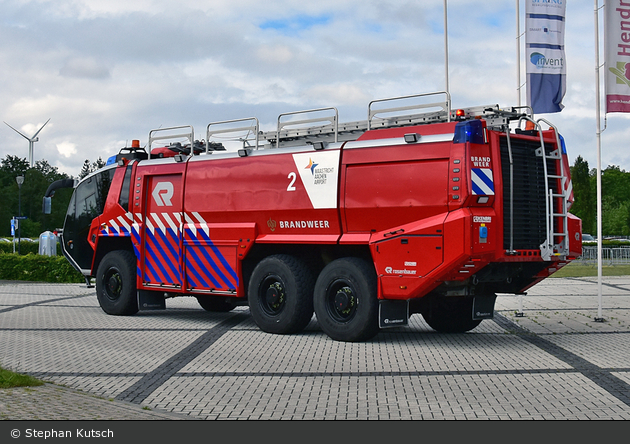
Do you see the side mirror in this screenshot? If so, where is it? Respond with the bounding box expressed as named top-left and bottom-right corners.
top-left (42, 178), bottom-right (76, 215)
top-left (43, 196), bottom-right (52, 214)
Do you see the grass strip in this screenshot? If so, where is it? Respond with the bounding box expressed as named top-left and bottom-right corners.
top-left (551, 262), bottom-right (630, 278)
top-left (0, 365), bottom-right (44, 389)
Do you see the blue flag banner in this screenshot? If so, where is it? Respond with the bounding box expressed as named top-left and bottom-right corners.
top-left (526, 1), bottom-right (567, 114)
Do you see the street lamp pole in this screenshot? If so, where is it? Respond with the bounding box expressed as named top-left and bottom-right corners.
top-left (16, 175), bottom-right (24, 255)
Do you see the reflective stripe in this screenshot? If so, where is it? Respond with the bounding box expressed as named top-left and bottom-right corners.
top-left (471, 168), bottom-right (495, 195)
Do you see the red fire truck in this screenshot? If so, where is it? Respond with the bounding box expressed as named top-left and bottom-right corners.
top-left (45, 92), bottom-right (582, 342)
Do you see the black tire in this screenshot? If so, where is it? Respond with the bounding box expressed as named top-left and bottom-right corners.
top-left (95, 250), bottom-right (139, 315)
top-left (248, 254), bottom-right (314, 334)
top-left (313, 257), bottom-right (379, 342)
top-left (422, 296), bottom-right (482, 333)
top-left (196, 296), bottom-right (238, 312)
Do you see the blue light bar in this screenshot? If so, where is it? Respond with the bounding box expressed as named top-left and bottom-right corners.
top-left (453, 120), bottom-right (485, 144)
top-left (106, 155), bottom-right (117, 166)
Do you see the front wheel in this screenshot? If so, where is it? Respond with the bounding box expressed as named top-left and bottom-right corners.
top-left (95, 250), bottom-right (139, 315)
top-left (248, 254), bottom-right (314, 334)
top-left (313, 257), bottom-right (379, 342)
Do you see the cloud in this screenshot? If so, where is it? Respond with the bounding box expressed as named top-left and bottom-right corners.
top-left (0, 0), bottom-right (628, 179)
top-left (304, 84), bottom-right (372, 106)
top-left (56, 141), bottom-right (77, 158)
top-left (59, 58), bottom-right (110, 79)
top-left (256, 45), bottom-right (294, 64)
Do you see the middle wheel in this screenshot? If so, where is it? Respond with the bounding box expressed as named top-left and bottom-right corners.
top-left (313, 257), bottom-right (379, 342)
top-left (248, 254), bottom-right (314, 334)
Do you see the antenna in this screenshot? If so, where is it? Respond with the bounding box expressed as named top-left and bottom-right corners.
top-left (4, 118), bottom-right (50, 167)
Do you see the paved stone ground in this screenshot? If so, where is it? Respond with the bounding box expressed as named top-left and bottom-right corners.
top-left (1, 276), bottom-right (630, 421)
top-left (0, 384), bottom-right (186, 421)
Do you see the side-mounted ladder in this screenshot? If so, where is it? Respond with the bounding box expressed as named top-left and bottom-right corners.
top-left (516, 117), bottom-right (570, 261)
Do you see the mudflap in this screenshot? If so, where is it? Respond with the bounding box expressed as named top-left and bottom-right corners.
top-left (472, 294), bottom-right (497, 320)
top-left (138, 290), bottom-right (166, 310)
top-left (379, 300), bottom-right (409, 328)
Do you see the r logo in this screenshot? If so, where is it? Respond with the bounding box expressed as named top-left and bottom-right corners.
top-left (152, 182), bottom-right (174, 206)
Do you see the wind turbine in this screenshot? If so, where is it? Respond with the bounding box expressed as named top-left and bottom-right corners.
top-left (4, 118), bottom-right (50, 167)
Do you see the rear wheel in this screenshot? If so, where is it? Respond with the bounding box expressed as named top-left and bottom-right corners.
top-left (248, 254), bottom-right (314, 334)
top-left (95, 250), bottom-right (139, 315)
top-left (422, 295), bottom-right (482, 333)
top-left (313, 257), bottom-right (379, 342)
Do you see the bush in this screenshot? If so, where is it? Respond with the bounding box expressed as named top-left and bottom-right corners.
top-left (0, 240), bottom-right (48, 255)
top-left (0, 237), bottom-right (66, 256)
top-left (0, 253), bottom-right (83, 283)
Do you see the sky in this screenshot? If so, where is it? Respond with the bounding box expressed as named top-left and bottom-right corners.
top-left (1, 0), bottom-right (628, 178)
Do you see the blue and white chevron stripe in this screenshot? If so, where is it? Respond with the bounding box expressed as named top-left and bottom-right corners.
top-left (471, 168), bottom-right (495, 195)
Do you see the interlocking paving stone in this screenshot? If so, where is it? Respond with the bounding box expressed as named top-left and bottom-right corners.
top-left (1, 277), bottom-right (630, 420)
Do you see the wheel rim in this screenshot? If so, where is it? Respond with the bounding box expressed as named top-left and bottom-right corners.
top-left (103, 268), bottom-right (123, 302)
top-left (325, 279), bottom-right (357, 323)
top-left (259, 275), bottom-right (286, 315)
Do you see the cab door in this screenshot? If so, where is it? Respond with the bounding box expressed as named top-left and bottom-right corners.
top-left (141, 170), bottom-right (184, 289)
top-left (62, 167), bottom-right (115, 275)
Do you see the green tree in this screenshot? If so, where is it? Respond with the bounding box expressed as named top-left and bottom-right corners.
top-left (78, 160), bottom-right (92, 180)
top-left (79, 157), bottom-right (106, 180)
top-left (601, 165), bottom-right (630, 205)
top-left (92, 157), bottom-right (106, 171)
top-left (0, 155), bottom-right (29, 186)
top-left (579, 164), bottom-right (630, 238)
top-left (570, 156), bottom-right (595, 235)
top-left (602, 198), bottom-right (630, 236)
top-left (0, 155), bottom-right (72, 238)
top-left (601, 165), bottom-right (630, 236)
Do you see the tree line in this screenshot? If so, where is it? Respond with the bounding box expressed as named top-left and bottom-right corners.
top-left (0, 155), bottom-right (104, 238)
top-left (570, 156), bottom-right (630, 237)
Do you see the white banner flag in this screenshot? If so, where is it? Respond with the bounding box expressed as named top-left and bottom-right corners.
top-left (605, 1), bottom-right (630, 113)
top-left (525, 0), bottom-right (567, 114)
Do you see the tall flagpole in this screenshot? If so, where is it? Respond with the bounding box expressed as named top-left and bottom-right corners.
top-left (444, 0), bottom-right (450, 94)
top-left (594, 0), bottom-right (604, 322)
top-left (517, 0), bottom-right (521, 107)
top-left (516, 0), bottom-right (525, 317)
